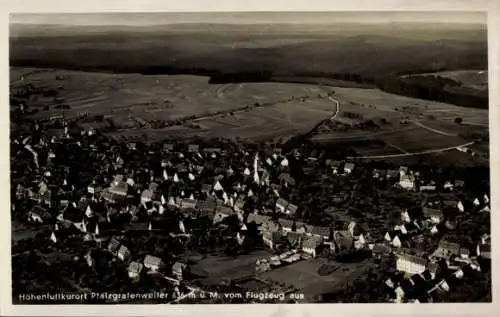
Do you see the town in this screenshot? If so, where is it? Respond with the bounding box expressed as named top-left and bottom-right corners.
top-left (11, 112), bottom-right (491, 304)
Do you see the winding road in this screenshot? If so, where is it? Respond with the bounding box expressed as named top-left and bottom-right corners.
top-left (410, 120), bottom-right (458, 137)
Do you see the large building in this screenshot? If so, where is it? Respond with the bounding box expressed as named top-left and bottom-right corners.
top-left (396, 253), bottom-right (427, 275)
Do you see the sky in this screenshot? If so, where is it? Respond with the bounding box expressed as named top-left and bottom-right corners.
top-left (10, 11), bottom-right (486, 26)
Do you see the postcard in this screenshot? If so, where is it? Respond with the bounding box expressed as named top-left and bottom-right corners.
top-left (1, 0), bottom-right (499, 316)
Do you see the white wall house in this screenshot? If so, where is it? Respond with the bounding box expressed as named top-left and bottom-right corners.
top-left (396, 253), bottom-right (427, 275)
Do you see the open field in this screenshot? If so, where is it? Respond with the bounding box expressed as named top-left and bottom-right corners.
top-left (331, 87), bottom-right (488, 126)
top-left (11, 68), bottom-right (488, 158)
top-left (190, 250), bottom-right (272, 286)
top-left (258, 258), bottom-right (375, 301)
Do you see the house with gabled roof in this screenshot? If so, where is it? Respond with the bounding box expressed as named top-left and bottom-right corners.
top-left (302, 236), bottom-right (323, 258)
top-left (333, 230), bottom-right (353, 252)
top-left (286, 203), bottom-right (298, 216)
top-left (263, 231), bottom-right (281, 250)
top-left (213, 206), bottom-right (234, 224)
top-left (180, 198), bottom-right (197, 210)
top-left (144, 255), bottom-right (164, 272)
top-left (309, 226), bottom-right (331, 240)
top-left (286, 231), bottom-right (304, 248)
top-left (173, 262), bottom-right (188, 280)
top-left (128, 261), bottom-right (144, 280)
top-left (431, 239), bottom-right (461, 261)
top-left (423, 207), bottom-right (443, 224)
top-left (278, 218), bottom-right (294, 233)
top-left (108, 237), bottom-right (121, 255)
top-left (275, 198), bottom-right (289, 213)
top-left (343, 162), bottom-right (355, 174)
top-left (196, 199), bottom-right (217, 218)
top-left (117, 245), bottom-right (131, 262)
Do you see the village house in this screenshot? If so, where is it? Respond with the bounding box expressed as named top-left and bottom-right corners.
top-left (275, 198), bottom-right (289, 213)
top-left (144, 255), bottom-right (164, 272)
top-left (163, 143), bottom-right (174, 152)
top-left (302, 236), bottom-right (323, 258)
top-left (188, 144), bottom-right (199, 153)
top-left (172, 262), bottom-right (188, 280)
top-left (213, 205), bottom-right (234, 224)
top-left (396, 253), bottom-right (427, 275)
top-left (399, 174), bottom-right (415, 190)
top-left (201, 183), bottom-right (213, 195)
top-left (278, 173), bottom-right (296, 187)
top-left (333, 230), bottom-right (353, 252)
top-left (459, 248), bottom-right (470, 259)
top-left (180, 198), bottom-right (197, 211)
top-left (196, 199), bottom-right (217, 218)
top-left (108, 237), bottom-right (121, 255)
top-left (246, 213), bottom-right (271, 227)
top-left (369, 243), bottom-right (392, 258)
top-left (262, 230), bottom-right (282, 250)
top-left (423, 207), bottom-right (444, 224)
top-left (477, 243), bottom-right (491, 259)
top-left (343, 162), bottom-right (355, 174)
top-left (286, 231), bottom-right (304, 249)
top-left (117, 245), bottom-right (131, 262)
top-left (128, 261), bottom-right (144, 280)
top-left (278, 218), bottom-right (294, 233)
top-left (329, 161), bottom-right (342, 174)
top-left (309, 226), bottom-right (331, 240)
top-left (431, 239), bottom-right (461, 262)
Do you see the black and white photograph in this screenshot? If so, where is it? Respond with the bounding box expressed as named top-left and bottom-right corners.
top-left (4, 3), bottom-right (497, 311)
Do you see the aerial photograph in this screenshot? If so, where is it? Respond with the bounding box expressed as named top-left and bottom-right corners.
top-left (9, 11), bottom-right (491, 304)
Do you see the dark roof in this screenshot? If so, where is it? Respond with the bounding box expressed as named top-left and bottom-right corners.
top-left (334, 230), bottom-right (353, 250)
top-left (287, 203), bottom-right (298, 213)
top-left (278, 218), bottom-right (294, 229)
top-left (62, 205), bottom-right (84, 223)
top-left (438, 240), bottom-right (461, 254)
top-left (127, 222), bottom-right (149, 231)
top-left (263, 231), bottom-right (281, 241)
top-left (311, 226), bottom-right (330, 237)
top-left (196, 199), bottom-right (216, 212)
top-left (423, 207), bottom-right (443, 218)
top-left (108, 237), bottom-right (121, 252)
top-left (286, 232), bottom-right (303, 245)
top-left (303, 236), bottom-right (323, 249)
top-left (247, 213), bottom-right (270, 225)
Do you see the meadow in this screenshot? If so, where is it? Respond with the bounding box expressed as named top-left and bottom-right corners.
top-left (12, 67), bottom-right (489, 159)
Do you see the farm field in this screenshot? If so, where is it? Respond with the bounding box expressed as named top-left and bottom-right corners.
top-left (13, 68), bottom-right (323, 122)
top-left (257, 258), bottom-right (374, 301)
top-left (332, 87), bottom-right (488, 126)
top-left (11, 68), bottom-right (488, 154)
top-left (190, 250), bottom-right (272, 286)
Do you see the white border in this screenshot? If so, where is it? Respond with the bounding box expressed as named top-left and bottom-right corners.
top-left (1, 1), bottom-right (499, 316)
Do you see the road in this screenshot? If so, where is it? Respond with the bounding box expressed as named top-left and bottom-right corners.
top-left (303, 95), bottom-right (341, 138)
top-left (347, 141), bottom-right (475, 159)
top-left (411, 120), bottom-right (458, 137)
top-left (328, 96), bottom-right (341, 120)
